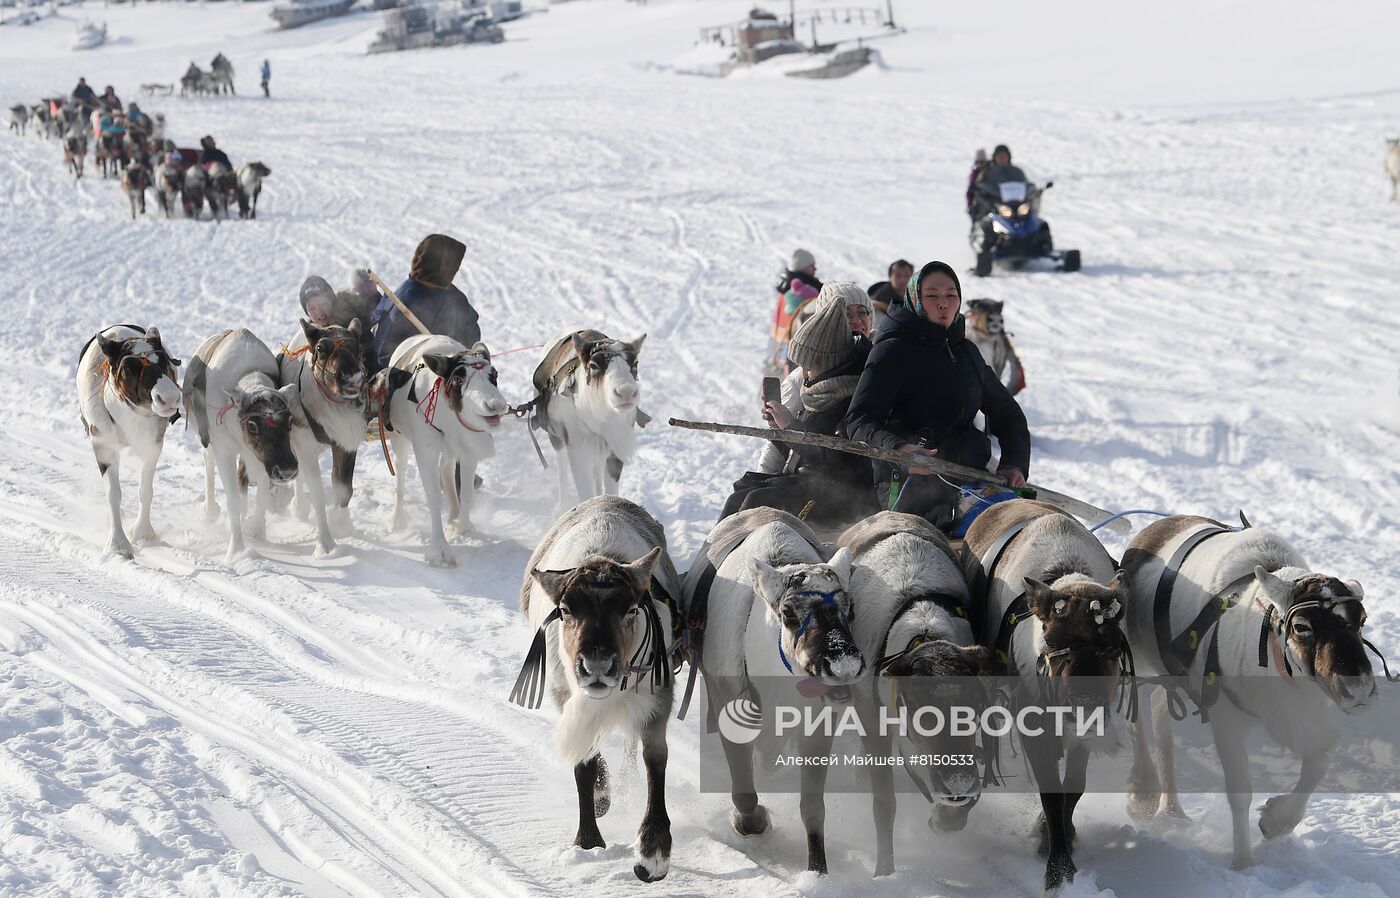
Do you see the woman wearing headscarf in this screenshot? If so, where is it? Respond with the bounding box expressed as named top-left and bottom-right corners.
top-left (844, 260), bottom-right (1030, 528)
top-left (720, 282), bottom-right (877, 527)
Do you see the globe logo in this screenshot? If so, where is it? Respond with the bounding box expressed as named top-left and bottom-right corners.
top-left (718, 697), bottom-right (764, 745)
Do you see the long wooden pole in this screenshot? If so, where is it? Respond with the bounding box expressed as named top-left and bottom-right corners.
top-left (668, 417), bottom-right (1129, 533)
top-left (365, 269), bottom-right (431, 337)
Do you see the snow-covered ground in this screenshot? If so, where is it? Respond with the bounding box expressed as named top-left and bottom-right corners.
top-left (1, 1), bottom-right (1398, 895)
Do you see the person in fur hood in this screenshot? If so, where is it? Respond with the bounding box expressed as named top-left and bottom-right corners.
top-left (370, 233), bottom-right (481, 371)
top-left (844, 260), bottom-right (1030, 528)
top-left (720, 283), bottom-right (877, 527)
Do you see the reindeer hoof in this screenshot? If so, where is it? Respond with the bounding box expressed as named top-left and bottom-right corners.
top-left (425, 547), bottom-right (456, 568)
top-left (130, 523), bottom-right (159, 545)
top-left (873, 857), bottom-right (895, 878)
top-left (1230, 850), bottom-right (1256, 871)
top-left (1127, 787), bottom-right (1162, 823)
top-left (1259, 795), bottom-right (1303, 839)
top-left (730, 805), bottom-right (770, 837)
top-left (1159, 799), bottom-right (1190, 821)
top-left (106, 540), bottom-right (136, 560)
top-left (313, 541), bottom-right (339, 559)
top-left (198, 501), bottom-right (220, 523)
top-left (573, 831), bottom-right (605, 851)
top-left (633, 858), bottom-right (668, 883)
top-left (389, 511), bottom-right (406, 532)
top-left (290, 500), bottom-right (309, 521)
top-left (1044, 852), bottom-right (1076, 892)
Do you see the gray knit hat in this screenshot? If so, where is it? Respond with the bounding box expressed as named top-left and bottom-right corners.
top-left (787, 282), bottom-right (863, 371)
top-left (790, 248), bottom-right (816, 271)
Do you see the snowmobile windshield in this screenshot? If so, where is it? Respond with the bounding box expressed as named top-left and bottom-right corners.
top-left (998, 182), bottom-right (1028, 203)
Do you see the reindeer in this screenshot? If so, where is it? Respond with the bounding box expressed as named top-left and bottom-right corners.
top-left (511, 496), bottom-right (682, 882)
top-left (152, 159), bottom-right (182, 217)
top-left (9, 104), bottom-right (28, 136)
top-left (278, 320), bottom-right (367, 558)
top-left (530, 328), bottom-right (646, 515)
top-left (236, 162), bottom-right (271, 219)
top-left (839, 512), bottom-right (992, 875)
top-left (964, 499), bottom-right (1131, 892)
top-left (685, 508), bottom-right (864, 874)
top-left (76, 325), bottom-right (183, 558)
top-left (205, 161), bottom-right (238, 219)
top-left (1387, 138), bottom-right (1399, 202)
top-left (965, 298), bottom-right (1025, 395)
top-left (182, 164), bottom-right (207, 218)
top-left (121, 161), bottom-right (150, 218)
top-left (63, 133), bottom-right (87, 179)
top-left (31, 103), bottom-right (54, 139)
top-left (1119, 515), bottom-right (1388, 871)
top-left (184, 329), bottom-right (299, 563)
top-left (382, 335), bottom-right (509, 567)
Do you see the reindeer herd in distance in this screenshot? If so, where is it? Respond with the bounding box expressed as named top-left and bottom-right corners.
top-left (8, 53), bottom-right (270, 220)
top-left (77, 312), bottom-right (1393, 890)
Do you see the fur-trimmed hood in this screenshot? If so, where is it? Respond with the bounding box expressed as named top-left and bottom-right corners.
top-left (410, 234), bottom-right (466, 289)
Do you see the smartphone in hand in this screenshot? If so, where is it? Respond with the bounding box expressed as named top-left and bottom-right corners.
top-left (761, 376), bottom-right (781, 405)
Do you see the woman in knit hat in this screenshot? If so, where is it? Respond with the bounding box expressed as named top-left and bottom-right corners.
top-left (755, 283), bottom-right (873, 476)
top-left (844, 260), bottom-right (1030, 529)
top-left (721, 283), bottom-right (878, 526)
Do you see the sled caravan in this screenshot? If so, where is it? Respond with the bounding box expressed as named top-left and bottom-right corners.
top-left (77, 312), bottom-right (1396, 886)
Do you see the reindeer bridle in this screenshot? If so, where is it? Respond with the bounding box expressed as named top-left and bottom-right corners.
top-left (105, 348), bottom-right (180, 416)
top-left (453, 358), bottom-right (498, 424)
top-left (583, 343), bottom-right (637, 383)
top-left (777, 588), bottom-right (852, 676)
top-left (1261, 583), bottom-right (1398, 682)
top-left (303, 337), bottom-right (362, 406)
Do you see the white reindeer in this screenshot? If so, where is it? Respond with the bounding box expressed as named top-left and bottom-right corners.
top-left (278, 319), bottom-right (367, 558)
top-left (236, 162), bottom-right (271, 219)
top-left (154, 159), bottom-right (182, 218)
top-left (184, 329), bottom-right (300, 563)
top-left (530, 328), bottom-right (645, 514)
top-left (512, 496), bottom-right (682, 882)
top-left (1120, 515), bottom-right (1384, 871)
top-left (182, 164), bottom-right (206, 219)
top-left (685, 508), bottom-right (864, 874)
top-left (963, 499), bottom-right (1130, 892)
top-left (9, 104), bottom-right (29, 136)
top-left (839, 512), bottom-right (991, 874)
top-left (383, 335), bottom-right (509, 567)
top-left (76, 325), bottom-right (183, 558)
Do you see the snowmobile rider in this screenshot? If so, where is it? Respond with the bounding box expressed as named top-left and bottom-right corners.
top-left (370, 233), bottom-right (481, 372)
top-left (965, 148), bottom-right (989, 218)
top-left (844, 260), bottom-right (1030, 529)
top-left (198, 135), bottom-right (232, 170)
top-left (969, 144), bottom-right (1030, 259)
top-left (721, 283), bottom-right (878, 527)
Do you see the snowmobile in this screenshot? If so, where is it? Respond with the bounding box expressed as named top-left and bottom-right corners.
top-left (970, 180), bottom-right (1080, 277)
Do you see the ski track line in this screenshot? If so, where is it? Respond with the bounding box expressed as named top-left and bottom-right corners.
top-left (0, 539), bottom-right (546, 898)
